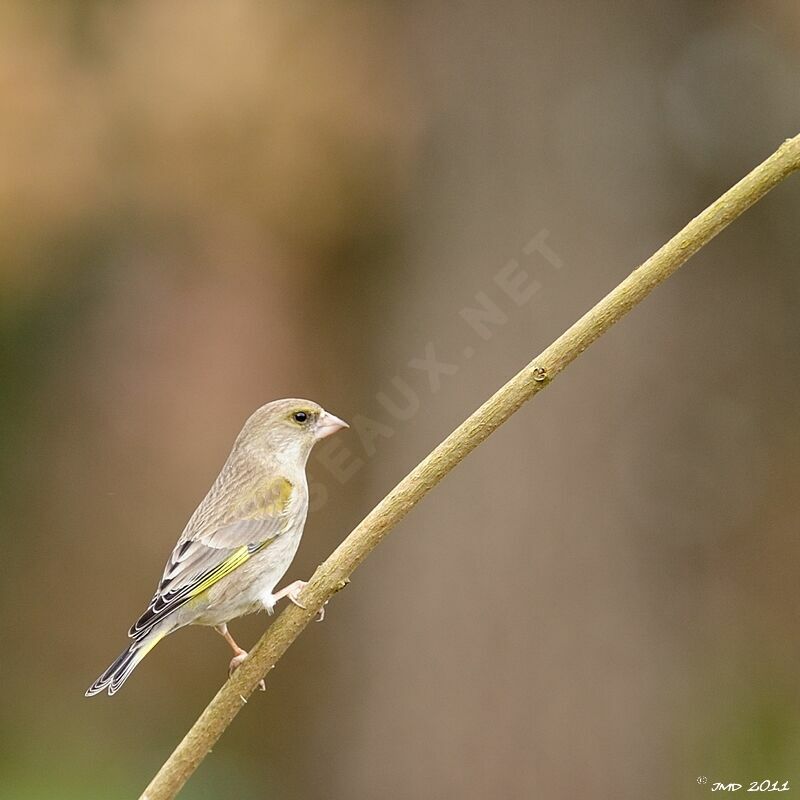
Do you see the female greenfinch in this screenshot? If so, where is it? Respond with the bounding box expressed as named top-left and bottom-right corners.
top-left (86, 398), bottom-right (348, 696)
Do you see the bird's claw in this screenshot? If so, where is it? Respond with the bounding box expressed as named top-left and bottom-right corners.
top-left (276, 579), bottom-right (327, 621)
top-left (289, 591), bottom-right (326, 622)
top-left (229, 650), bottom-right (267, 691)
top-left (229, 651), bottom-right (248, 675)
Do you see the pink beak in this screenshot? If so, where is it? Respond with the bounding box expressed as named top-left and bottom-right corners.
top-left (315, 410), bottom-right (349, 440)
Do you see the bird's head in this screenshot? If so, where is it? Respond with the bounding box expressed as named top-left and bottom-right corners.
top-left (236, 398), bottom-right (349, 464)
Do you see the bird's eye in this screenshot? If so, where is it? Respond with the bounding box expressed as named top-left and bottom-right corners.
top-left (293, 411), bottom-right (308, 424)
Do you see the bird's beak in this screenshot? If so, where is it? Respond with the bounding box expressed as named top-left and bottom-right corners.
top-left (315, 410), bottom-right (349, 440)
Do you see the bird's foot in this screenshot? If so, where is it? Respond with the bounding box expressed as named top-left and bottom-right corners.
top-left (272, 579), bottom-right (326, 621)
top-left (228, 650), bottom-right (266, 691)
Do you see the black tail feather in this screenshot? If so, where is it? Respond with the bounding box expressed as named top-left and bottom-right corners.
top-left (85, 631), bottom-right (163, 697)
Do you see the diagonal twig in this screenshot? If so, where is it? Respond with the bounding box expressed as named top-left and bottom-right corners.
top-left (140, 134), bottom-right (800, 800)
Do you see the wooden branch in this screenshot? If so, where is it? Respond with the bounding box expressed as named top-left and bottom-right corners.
top-left (140, 134), bottom-right (800, 800)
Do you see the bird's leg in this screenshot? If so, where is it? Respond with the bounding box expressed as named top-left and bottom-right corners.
top-left (214, 624), bottom-right (266, 691)
top-left (215, 622), bottom-right (245, 657)
top-left (271, 579), bottom-right (326, 621)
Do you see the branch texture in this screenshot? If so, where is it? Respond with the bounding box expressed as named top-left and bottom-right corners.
top-left (141, 134), bottom-right (800, 800)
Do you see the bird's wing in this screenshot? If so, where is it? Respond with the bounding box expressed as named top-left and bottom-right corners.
top-left (128, 473), bottom-right (301, 639)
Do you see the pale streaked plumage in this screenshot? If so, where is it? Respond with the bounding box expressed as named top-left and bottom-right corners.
top-left (86, 398), bottom-right (348, 697)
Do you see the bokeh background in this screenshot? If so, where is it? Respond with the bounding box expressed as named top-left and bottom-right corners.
top-left (2, 2), bottom-right (800, 798)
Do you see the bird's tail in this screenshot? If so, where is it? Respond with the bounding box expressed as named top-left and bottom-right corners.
top-left (85, 628), bottom-right (166, 697)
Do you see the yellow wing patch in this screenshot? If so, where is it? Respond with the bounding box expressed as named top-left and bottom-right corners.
top-left (188, 536), bottom-right (275, 600)
top-left (189, 545), bottom-right (250, 598)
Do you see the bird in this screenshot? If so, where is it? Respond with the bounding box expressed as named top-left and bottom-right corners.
top-left (86, 398), bottom-right (348, 697)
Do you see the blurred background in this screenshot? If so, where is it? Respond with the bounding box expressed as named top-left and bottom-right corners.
top-left (1, 1), bottom-right (800, 798)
